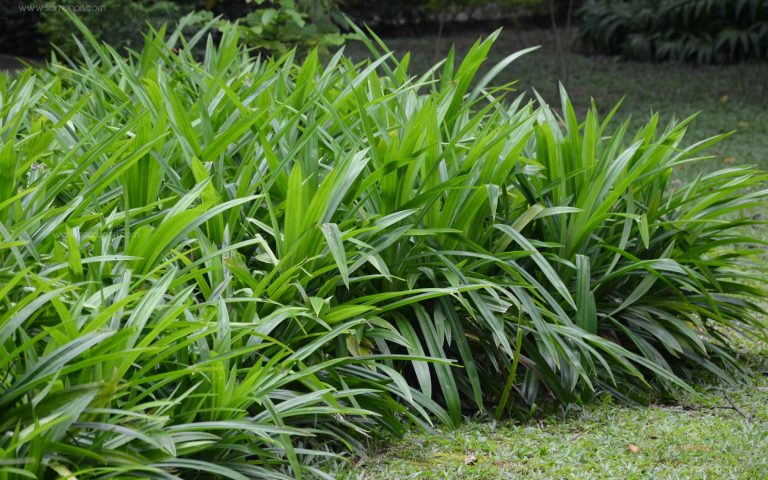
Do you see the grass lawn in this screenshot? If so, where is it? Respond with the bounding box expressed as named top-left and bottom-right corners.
top-left (347, 342), bottom-right (768, 479)
top-left (343, 28), bottom-right (768, 479)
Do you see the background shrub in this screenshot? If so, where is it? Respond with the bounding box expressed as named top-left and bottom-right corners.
top-left (208, 0), bottom-right (350, 55)
top-left (580, 0), bottom-right (768, 63)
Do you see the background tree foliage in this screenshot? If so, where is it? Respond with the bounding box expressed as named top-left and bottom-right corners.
top-left (580, 0), bottom-right (768, 63)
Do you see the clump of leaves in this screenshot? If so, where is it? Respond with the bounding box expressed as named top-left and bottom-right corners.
top-left (213, 0), bottom-right (352, 55)
top-left (0, 12), bottom-right (765, 479)
top-left (579, 0), bottom-right (768, 63)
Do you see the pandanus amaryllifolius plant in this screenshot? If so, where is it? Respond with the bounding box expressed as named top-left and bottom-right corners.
top-left (0, 13), bottom-right (766, 479)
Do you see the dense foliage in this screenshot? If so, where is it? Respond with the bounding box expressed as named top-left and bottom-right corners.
top-left (1, 16), bottom-right (766, 478)
top-left (579, 0), bottom-right (768, 63)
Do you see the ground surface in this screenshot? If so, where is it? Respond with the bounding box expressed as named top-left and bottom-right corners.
top-left (346, 344), bottom-right (768, 479)
top-left (343, 28), bottom-right (768, 479)
top-left (0, 53), bottom-right (33, 72)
